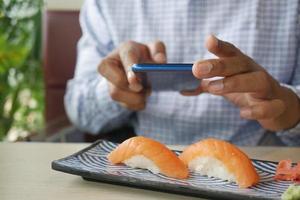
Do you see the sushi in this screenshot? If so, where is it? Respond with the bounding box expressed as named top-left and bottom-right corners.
top-left (107, 136), bottom-right (189, 179)
top-left (274, 159), bottom-right (300, 182)
top-left (179, 138), bottom-right (259, 188)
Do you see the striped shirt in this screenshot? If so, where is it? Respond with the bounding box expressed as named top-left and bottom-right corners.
top-left (65, 0), bottom-right (300, 145)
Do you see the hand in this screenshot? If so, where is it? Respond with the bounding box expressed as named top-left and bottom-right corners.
top-left (98, 40), bottom-right (166, 111)
top-left (183, 35), bottom-right (300, 131)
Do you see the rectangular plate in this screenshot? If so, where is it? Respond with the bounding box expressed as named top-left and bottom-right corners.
top-left (52, 140), bottom-right (291, 200)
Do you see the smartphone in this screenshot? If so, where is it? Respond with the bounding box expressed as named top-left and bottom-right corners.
top-left (132, 63), bottom-right (200, 91)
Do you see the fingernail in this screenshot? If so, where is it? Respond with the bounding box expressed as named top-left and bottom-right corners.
top-left (209, 80), bottom-right (224, 92)
top-left (197, 63), bottom-right (213, 75)
top-left (127, 71), bottom-right (134, 79)
top-left (206, 34), bottom-right (219, 50)
top-left (154, 52), bottom-right (166, 63)
top-left (240, 108), bottom-right (252, 118)
top-left (129, 84), bottom-right (143, 92)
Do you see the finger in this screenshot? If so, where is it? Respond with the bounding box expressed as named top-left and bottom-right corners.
top-left (240, 99), bottom-right (285, 120)
top-left (119, 41), bottom-right (145, 92)
top-left (207, 71), bottom-right (273, 98)
top-left (180, 80), bottom-right (210, 96)
top-left (205, 34), bottom-right (241, 58)
top-left (119, 41), bottom-right (141, 71)
top-left (147, 40), bottom-right (167, 63)
top-left (121, 88), bottom-right (151, 111)
top-left (180, 86), bottom-right (203, 96)
top-left (119, 102), bottom-right (146, 111)
top-left (127, 71), bottom-right (143, 92)
top-left (118, 88), bottom-right (151, 111)
top-left (192, 56), bottom-right (253, 79)
top-left (109, 83), bottom-right (147, 106)
top-left (98, 57), bottom-right (129, 89)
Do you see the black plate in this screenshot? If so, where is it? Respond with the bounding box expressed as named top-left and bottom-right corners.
top-left (52, 140), bottom-right (290, 200)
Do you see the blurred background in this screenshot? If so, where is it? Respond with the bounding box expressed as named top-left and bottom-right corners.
top-left (0, 0), bottom-right (85, 142)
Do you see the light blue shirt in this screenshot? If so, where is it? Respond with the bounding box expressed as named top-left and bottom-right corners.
top-left (65, 0), bottom-right (300, 145)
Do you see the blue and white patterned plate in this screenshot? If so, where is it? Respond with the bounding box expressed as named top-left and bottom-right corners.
top-left (52, 140), bottom-right (291, 200)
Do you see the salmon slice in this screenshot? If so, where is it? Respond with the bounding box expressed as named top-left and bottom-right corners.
top-left (179, 138), bottom-right (259, 188)
top-left (275, 160), bottom-right (294, 181)
top-left (275, 160), bottom-right (300, 182)
top-left (107, 136), bottom-right (189, 179)
top-left (294, 163), bottom-right (300, 182)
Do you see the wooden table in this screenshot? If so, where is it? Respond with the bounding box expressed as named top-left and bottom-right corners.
top-left (0, 142), bottom-right (299, 200)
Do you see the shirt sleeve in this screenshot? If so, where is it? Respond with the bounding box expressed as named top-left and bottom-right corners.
top-left (64, 0), bottom-right (132, 134)
top-left (276, 40), bottom-right (300, 146)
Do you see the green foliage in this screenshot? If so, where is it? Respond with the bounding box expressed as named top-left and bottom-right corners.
top-left (0, 0), bottom-right (44, 140)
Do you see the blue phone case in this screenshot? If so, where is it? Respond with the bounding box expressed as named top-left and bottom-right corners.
top-left (132, 64), bottom-right (200, 91)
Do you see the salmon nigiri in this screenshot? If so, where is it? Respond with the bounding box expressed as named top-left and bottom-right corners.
top-left (274, 159), bottom-right (300, 181)
top-left (107, 136), bottom-right (189, 179)
top-left (179, 138), bottom-right (259, 188)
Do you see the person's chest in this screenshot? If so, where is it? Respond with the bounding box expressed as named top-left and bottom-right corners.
top-left (101, 0), bottom-right (299, 83)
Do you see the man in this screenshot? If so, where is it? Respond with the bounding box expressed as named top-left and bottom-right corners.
top-left (65, 0), bottom-right (300, 145)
